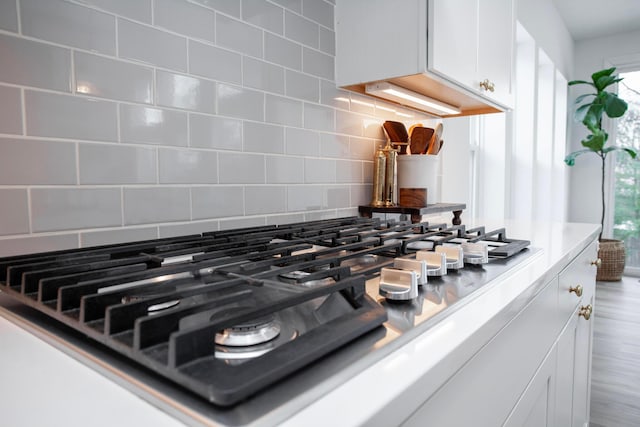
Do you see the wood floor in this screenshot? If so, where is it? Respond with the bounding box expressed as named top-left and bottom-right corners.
top-left (590, 276), bottom-right (640, 427)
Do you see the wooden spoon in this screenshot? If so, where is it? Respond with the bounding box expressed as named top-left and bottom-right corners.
top-left (410, 127), bottom-right (434, 155)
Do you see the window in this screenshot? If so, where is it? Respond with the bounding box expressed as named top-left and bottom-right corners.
top-left (613, 70), bottom-right (640, 274)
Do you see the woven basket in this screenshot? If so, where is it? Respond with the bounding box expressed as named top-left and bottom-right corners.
top-left (596, 239), bottom-right (626, 281)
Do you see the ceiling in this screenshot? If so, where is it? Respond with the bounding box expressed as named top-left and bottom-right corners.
top-left (552, 0), bottom-right (640, 40)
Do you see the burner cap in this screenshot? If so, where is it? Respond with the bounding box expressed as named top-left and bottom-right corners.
top-left (215, 315), bottom-right (281, 347)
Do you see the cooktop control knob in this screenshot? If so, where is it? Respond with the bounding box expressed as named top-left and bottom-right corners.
top-left (416, 250), bottom-right (448, 276)
top-left (393, 258), bottom-right (427, 285)
top-left (436, 245), bottom-right (464, 270)
top-left (379, 267), bottom-right (418, 301)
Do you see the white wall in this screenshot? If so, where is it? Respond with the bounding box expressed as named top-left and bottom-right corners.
top-left (567, 29), bottom-right (640, 228)
top-left (0, 0), bottom-right (433, 256)
top-left (516, 0), bottom-right (574, 78)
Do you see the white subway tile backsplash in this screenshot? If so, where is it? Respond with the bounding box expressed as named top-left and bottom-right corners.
top-left (326, 186), bottom-right (350, 208)
top-left (242, 0), bottom-right (284, 34)
top-left (74, 52), bottom-right (153, 104)
top-left (287, 185), bottom-right (324, 211)
top-left (265, 94), bottom-right (302, 127)
top-left (319, 133), bottom-right (349, 158)
top-left (284, 10), bottom-right (319, 48)
top-left (244, 121), bottom-right (284, 154)
top-left (216, 14), bottom-right (263, 58)
top-left (363, 118), bottom-right (386, 139)
top-left (156, 71), bottom-right (215, 113)
top-left (154, 0), bottom-right (215, 42)
top-left (302, 0), bottom-right (334, 29)
top-left (350, 183), bottom-right (371, 206)
top-left (189, 114), bottom-right (242, 150)
top-left (79, 143), bottom-right (156, 184)
top-left (0, 234), bottom-right (78, 257)
top-left (265, 33), bottom-right (302, 70)
top-left (0, 86), bottom-right (22, 134)
top-left (265, 213), bottom-right (305, 225)
top-left (320, 79), bottom-right (350, 109)
top-left (0, 189), bottom-right (29, 236)
top-left (304, 103), bottom-right (334, 132)
top-left (335, 109), bottom-right (363, 136)
top-left (305, 158), bottom-right (335, 183)
top-left (302, 48), bottom-right (334, 80)
top-left (319, 27), bottom-right (335, 55)
top-left (158, 148), bottom-right (218, 183)
top-left (285, 127), bottom-right (319, 156)
top-left (123, 187), bottom-right (190, 225)
top-left (76, 0), bottom-right (152, 23)
top-left (189, 40), bottom-right (242, 85)
top-left (159, 220), bottom-right (219, 237)
top-left (0, 0), bottom-right (410, 247)
top-left (349, 93), bottom-right (376, 115)
top-left (191, 186), bottom-right (244, 219)
top-left (25, 91), bottom-right (117, 141)
top-left (218, 152), bottom-right (265, 184)
top-left (245, 186), bottom-right (286, 214)
top-left (217, 83), bottom-right (264, 121)
top-left (349, 137), bottom-right (375, 160)
top-left (81, 226), bottom-right (158, 247)
top-left (336, 159), bottom-right (362, 183)
top-left (243, 57), bottom-right (285, 94)
top-left (0, 34), bottom-right (71, 92)
top-left (219, 216), bottom-right (266, 230)
top-left (270, 0), bottom-right (302, 14)
top-left (191, 0), bottom-right (240, 18)
top-left (118, 19), bottom-right (187, 71)
top-left (120, 104), bottom-right (188, 146)
top-left (0, 138), bottom-right (76, 185)
top-left (285, 70), bottom-right (319, 102)
top-left (31, 188), bottom-right (122, 232)
top-left (21, 0), bottom-right (115, 55)
top-left (0, 0), bottom-right (18, 32)
top-left (363, 160), bottom-right (373, 183)
top-left (305, 209), bottom-right (339, 221)
top-left (266, 155), bottom-right (304, 183)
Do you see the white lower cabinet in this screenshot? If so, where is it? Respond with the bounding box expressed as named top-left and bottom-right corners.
top-left (401, 240), bottom-right (598, 427)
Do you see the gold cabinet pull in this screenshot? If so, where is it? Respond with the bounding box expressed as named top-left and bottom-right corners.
top-left (479, 79), bottom-right (495, 92)
top-left (569, 284), bottom-right (583, 297)
top-left (590, 258), bottom-right (602, 267)
top-left (578, 304), bottom-right (593, 320)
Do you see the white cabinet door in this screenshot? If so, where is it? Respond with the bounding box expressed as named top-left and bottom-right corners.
top-left (555, 305), bottom-right (580, 427)
top-left (503, 347), bottom-right (557, 427)
top-left (555, 296), bottom-right (594, 427)
top-left (428, 0), bottom-right (478, 89)
top-left (477, 0), bottom-right (514, 106)
top-left (572, 294), bottom-right (594, 427)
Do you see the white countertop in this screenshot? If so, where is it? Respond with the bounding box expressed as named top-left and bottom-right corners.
top-left (0, 219), bottom-right (600, 427)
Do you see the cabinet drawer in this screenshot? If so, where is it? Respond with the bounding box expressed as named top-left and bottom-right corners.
top-left (558, 241), bottom-right (598, 322)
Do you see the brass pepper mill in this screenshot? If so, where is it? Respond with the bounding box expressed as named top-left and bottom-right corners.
top-left (383, 143), bottom-right (398, 206)
top-left (371, 140), bottom-right (398, 207)
top-left (371, 148), bottom-right (387, 206)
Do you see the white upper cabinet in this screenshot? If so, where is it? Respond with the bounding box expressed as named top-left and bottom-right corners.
top-left (430, 0), bottom-right (514, 107)
top-left (336, 0), bottom-right (515, 116)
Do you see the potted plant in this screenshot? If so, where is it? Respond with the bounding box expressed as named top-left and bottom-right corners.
top-left (565, 67), bottom-right (637, 281)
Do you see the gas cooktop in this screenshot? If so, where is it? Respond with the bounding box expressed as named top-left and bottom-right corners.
top-left (0, 217), bottom-right (536, 423)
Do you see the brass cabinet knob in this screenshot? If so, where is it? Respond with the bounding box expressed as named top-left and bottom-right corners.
top-left (590, 258), bottom-right (602, 267)
top-left (479, 79), bottom-right (495, 92)
top-left (569, 284), bottom-right (583, 297)
top-left (578, 304), bottom-right (593, 320)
